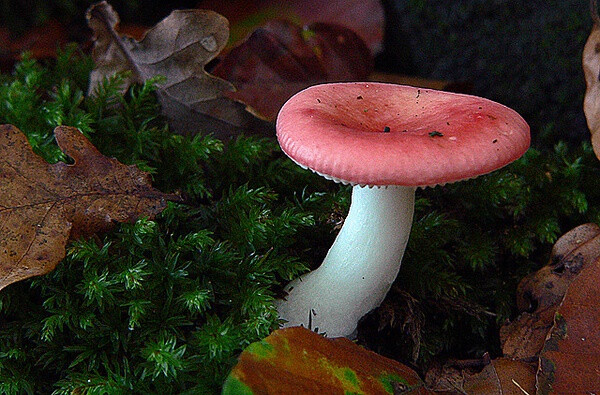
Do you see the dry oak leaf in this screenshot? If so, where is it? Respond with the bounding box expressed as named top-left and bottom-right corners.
top-left (0, 124), bottom-right (174, 291)
top-left (86, 1), bottom-right (272, 139)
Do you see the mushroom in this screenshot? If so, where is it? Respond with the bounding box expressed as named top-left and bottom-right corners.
top-left (275, 82), bottom-right (530, 338)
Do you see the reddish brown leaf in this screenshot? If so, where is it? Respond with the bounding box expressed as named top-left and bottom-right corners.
top-left (86, 1), bottom-right (271, 138)
top-left (0, 124), bottom-right (174, 290)
top-left (500, 223), bottom-right (600, 360)
top-left (0, 20), bottom-right (69, 71)
top-left (536, 256), bottom-right (600, 393)
top-left (304, 23), bottom-right (373, 79)
top-left (500, 310), bottom-right (555, 362)
top-left (196, 0), bottom-right (384, 54)
top-left (223, 326), bottom-right (432, 394)
top-left (9, 20), bottom-right (68, 58)
top-left (212, 19), bottom-right (373, 121)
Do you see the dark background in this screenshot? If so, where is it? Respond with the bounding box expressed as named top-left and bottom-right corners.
top-left (378, 0), bottom-right (592, 148)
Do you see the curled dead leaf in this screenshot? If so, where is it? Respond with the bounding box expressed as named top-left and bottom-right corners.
top-left (211, 19), bottom-right (373, 121)
top-left (500, 223), bottom-right (600, 360)
top-left (583, 0), bottom-right (600, 159)
top-left (0, 124), bottom-right (175, 290)
top-left (86, 1), bottom-right (272, 138)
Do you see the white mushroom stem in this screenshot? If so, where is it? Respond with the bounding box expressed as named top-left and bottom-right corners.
top-left (276, 184), bottom-right (416, 338)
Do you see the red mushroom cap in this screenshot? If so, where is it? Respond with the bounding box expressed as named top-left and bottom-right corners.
top-left (276, 82), bottom-right (530, 186)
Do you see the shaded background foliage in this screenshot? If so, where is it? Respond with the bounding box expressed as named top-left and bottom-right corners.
top-left (1, 0), bottom-right (600, 393)
top-left (1, 0), bottom-right (593, 147)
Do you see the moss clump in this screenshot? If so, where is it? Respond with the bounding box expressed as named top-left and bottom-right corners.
top-left (1, 47), bottom-right (600, 393)
top-left (0, 49), bottom-right (323, 394)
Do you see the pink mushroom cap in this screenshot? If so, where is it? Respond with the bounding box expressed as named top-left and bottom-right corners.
top-left (276, 82), bottom-right (530, 186)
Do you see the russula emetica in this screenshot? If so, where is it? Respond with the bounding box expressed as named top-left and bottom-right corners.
top-left (275, 82), bottom-right (530, 338)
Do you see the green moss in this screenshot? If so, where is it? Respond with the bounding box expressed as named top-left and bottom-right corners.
top-left (0, 51), bottom-right (320, 394)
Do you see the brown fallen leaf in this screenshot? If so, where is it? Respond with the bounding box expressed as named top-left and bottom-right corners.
top-left (222, 326), bottom-right (432, 394)
top-left (536, 255), bottom-right (600, 393)
top-left (549, 222), bottom-right (600, 263)
top-left (425, 355), bottom-right (492, 393)
top-left (86, 1), bottom-right (272, 139)
top-left (463, 358), bottom-right (536, 395)
top-left (583, 0), bottom-right (600, 160)
top-left (425, 355), bottom-right (536, 395)
top-left (0, 124), bottom-right (174, 290)
top-left (500, 223), bottom-right (600, 360)
top-left (499, 309), bottom-right (554, 363)
top-left (425, 225), bottom-right (600, 394)
top-left (212, 19), bottom-right (372, 121)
